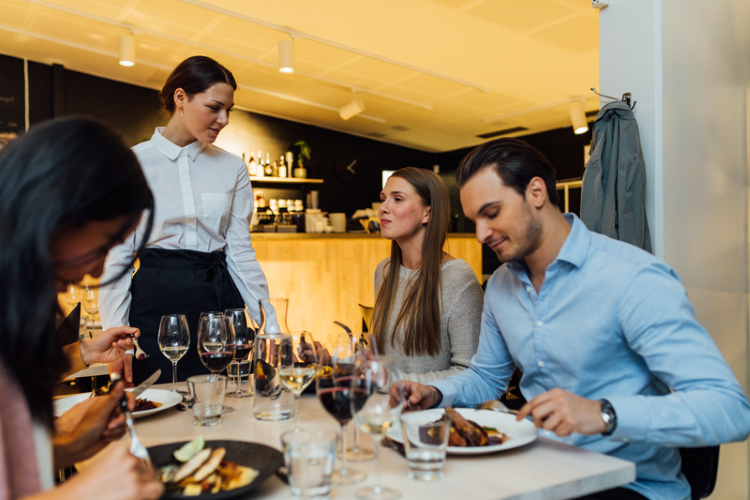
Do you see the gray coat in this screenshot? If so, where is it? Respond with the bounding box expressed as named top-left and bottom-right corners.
top-left (580, 101), bottom-right (652, 253)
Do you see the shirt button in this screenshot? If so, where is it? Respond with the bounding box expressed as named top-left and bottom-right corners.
top-left (537, 360), bottom-right (545, 367)
top-left (622, 437), bottom-right (629, 442)
top-left (536, 321), bottom-right (543, 327)
top-left (526, 286), bottom-right (532, 293)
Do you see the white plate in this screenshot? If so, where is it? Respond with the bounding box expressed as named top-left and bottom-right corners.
top-left (387, 408), bottom-right (538, 455)
top-left (54, 388), bottom-right (182, 418)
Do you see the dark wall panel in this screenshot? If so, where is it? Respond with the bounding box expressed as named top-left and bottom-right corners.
top-left (0, 54), bottom-right (24, 134)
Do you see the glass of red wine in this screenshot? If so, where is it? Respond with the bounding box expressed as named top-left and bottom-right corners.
top-left (224, 308), bottom-right (256, 398)
top-left (316, 332), bottom-right (367, 486)
top-left (197, 314), bottom-right (236, 413)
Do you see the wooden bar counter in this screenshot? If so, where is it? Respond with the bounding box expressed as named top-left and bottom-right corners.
top-left (251, 232), bottom-right (481, 345)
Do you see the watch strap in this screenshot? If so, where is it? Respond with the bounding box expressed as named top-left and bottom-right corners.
top-left (599, 398), bottom-right (617, 435)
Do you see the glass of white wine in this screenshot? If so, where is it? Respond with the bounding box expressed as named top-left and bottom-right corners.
top-left (280, 331), bottom-right (318, 431)
top-left (158, 314), bottom-right (190, 393)
top-left (351, 356), bottom-right (405, 500)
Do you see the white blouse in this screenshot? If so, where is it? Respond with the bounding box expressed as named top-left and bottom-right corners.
top-left (99, 127), bottom-right (269, 327)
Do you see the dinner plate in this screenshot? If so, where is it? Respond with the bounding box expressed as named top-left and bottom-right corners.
top-left (53, 388), bottom-right (182, 418)
top-left (387, 408), bottom-right (538, 455)
top-left (150, 440), bottom-right (283, 500)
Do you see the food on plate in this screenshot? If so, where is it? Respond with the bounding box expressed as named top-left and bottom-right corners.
top-left (162, 436), bottom-right (259, 496)
top-left (134, 398), bottom-right (162, 412)
top-left (445, 407), bottom-right (509, 447)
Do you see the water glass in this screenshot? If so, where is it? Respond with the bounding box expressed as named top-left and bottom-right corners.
top-left (400, 410), bottom-right (451, 481)
top-left (187, 374), bottom-right (227, 426)
top-left (253, 333), bottom-right (294, 421)
top-left (282, 429), bottom-right (338, 500)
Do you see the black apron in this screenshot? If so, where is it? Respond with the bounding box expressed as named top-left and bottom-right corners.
top-left (129, 248), bottom-right (244, 385)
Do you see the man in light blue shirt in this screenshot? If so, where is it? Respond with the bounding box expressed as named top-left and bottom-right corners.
top-left (398, 138), bottom-right (750, 500)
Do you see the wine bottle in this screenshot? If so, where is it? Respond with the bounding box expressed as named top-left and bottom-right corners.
top-left (264, 153), bottom-right (273, 177)
top-left (257, 150), bottom-right (264, 178)
top-left (279, 155), bottom-right (287, 178)
top-left (248, 150), bottom-right (257, 176)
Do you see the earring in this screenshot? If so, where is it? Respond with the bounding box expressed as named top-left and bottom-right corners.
top-left (179, 107), bottom-right (184, 122)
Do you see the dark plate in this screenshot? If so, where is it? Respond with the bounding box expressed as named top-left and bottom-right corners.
top-left (149, 440), bottom-right (283, 499)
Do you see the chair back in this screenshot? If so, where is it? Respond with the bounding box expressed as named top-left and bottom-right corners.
top-left (679, 446), bottom-right (720, 499)
top-left (358, 304), bottom-right (373, 333)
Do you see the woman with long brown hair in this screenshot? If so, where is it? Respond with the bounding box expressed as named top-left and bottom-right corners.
top-left (372, 167), bottom-right (483, 382)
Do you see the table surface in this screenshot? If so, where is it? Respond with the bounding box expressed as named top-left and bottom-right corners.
top-left (85, 382), bottom-right (637, 500)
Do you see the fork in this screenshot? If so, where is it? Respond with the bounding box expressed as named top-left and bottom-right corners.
top-left (477, 399), bottom-right (517, 415)
top-left (122, 402), bottom-right (153, 467)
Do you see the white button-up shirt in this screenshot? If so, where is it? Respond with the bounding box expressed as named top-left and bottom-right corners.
top-left (99, 127), bottom-right (269, 328)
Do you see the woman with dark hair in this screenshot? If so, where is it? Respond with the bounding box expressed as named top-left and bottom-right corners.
top-left (0, 117), bottom-right (162, 499)
top-left (100, 55), bottom-right (270, 385)
top-left (372, 167), bottom-right (484, 383)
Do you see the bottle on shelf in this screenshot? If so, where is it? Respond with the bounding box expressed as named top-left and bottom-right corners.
top-left (256, 150), bottom-right (264, 178)
top-left (248, 150), bottom-right (257, 176)
top-left (264, 153), bottom-right (273, 177)
top-left (285, 151), bottom-right (294, 175)
top-left (278, 156), bottom-right (287, 178)
top-left (271, 160), bottom-right (278, 178)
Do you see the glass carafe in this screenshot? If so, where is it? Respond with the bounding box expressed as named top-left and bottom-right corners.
top-left (260, 298), bottom-right (290, 334)
top-left (252, 332), bottom-right (294, 421)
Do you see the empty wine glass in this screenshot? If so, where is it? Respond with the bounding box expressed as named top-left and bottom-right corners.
top-left (347, 332), bottom-right (376, 461)
top-left (316, 332), bottom-right (366, 486)
top-left (225, 308), bottom-right (256, 398)
top-left (83, 286), bottom-right (99, 322)
top-left (198, 314), bottom-right (236, 414)
top-left (351, 356), bottom-right (405, 500)
top-left (280, 331), bottom-right (318, 431)
top-left (64, 284), bottom-right (81, 310)
top-left (157, 314), bottom-right (190, 393)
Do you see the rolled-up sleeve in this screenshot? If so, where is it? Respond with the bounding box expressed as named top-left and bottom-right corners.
top-left (99, 223), bottom-right (139, 330)
top-left (224, 158), bottom-right (270, 324)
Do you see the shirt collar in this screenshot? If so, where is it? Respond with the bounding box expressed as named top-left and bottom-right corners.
top-left (506, 213), bottom-right (590, 276)
top-left (151, 127), bottom-right (206, 162)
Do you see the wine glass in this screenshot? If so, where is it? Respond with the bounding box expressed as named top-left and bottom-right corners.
top-left (83, 286), bottom-right (99, 322)
top-left (280, 331), bottom-right (318, 431)
top-left (198, 314), bottom-right (236, 413)
top-left (225, 308), bottom-right (256, 398)
top-left (351, 356), bottom-right (405, 500)
top-left (316, 332), bottom-right (366, 485)
top-left (157, 314), bottom-right (190, 393)
top-left (347, 333), bottom-right (376, 461)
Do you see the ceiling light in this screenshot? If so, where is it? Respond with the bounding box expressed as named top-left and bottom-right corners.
top-left (570, 103), bottom-right (588, 134)
top-left (339, 95), bottom-right (365, 121)
top-left (278, 39), bottom-right (294, 74)
top-left (119, 34), bottom-right (135, 67)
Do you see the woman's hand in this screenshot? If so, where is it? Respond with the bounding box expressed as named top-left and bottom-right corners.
top-left (46, 443), bottom-right (164, 500)
top-left (79, 326), bottom-right (139, 366)
top-left (53, 381), bottom-right (135, 468)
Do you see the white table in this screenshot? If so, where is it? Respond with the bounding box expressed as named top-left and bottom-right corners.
top-left (117, 383), bottom-right (636, 500)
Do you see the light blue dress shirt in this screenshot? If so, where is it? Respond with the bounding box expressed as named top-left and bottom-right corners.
top-left (431, 214), bottom-right (750, 500)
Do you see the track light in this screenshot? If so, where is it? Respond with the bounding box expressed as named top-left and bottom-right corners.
top-left (339, 94), bottom-right (365, 121)
top-left (278, 39), bottom-right (294, 74)
top-left (119, 34), bottom-right (135, 67)
top-left (570, 103), bottom-right (588, 134)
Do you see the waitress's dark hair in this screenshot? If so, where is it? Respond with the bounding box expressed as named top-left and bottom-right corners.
top-left (0, 117), bottom-right (154, 427)
top-left (159, 56), bottom-right (237, 115)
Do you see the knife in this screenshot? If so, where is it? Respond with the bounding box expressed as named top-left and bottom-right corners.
top-left (111, 369), bottom-right (161, 401)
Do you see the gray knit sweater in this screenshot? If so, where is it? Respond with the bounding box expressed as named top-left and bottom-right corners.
top-left (373, 258), bottom-right (484, 383)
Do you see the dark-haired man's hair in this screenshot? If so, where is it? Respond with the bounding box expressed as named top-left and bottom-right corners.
top-left (159, 56), bottom-right (237, 114)
top-left (456, 138), bottom-right (559, 207)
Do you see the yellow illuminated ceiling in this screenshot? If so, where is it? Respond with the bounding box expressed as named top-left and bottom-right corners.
top-left (0, 0), bottom-right (600, 152)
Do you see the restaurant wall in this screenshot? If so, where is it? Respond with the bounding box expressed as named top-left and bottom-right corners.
top-left (601, 1), bottom-right (750, 498)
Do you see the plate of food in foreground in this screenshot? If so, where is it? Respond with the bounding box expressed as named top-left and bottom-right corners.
top-left (151, 437), bottom-right (284, 499)
top-left (53, 388), bottom-right (182, 418)
top-left (387, 407), bottom-right (538, 456)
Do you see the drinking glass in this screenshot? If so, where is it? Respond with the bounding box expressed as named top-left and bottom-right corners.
top-left (198, 314), bottom-right (235, 413)
top-left (259, 298), bottom-right (290, 334)
top-left (83, 285), bottom-right (99, 322)
top-left (64, 284), bottom-right (81, 310)
top-left (157, 314), bottom-right (190, 393)
top-left (351, 356), bottom-right (405, 500)
top-left (187, 374), bottom-right (227, 426)
top-left (225, 308), bottom-right (256, 398)
top-left (282, 428), bottom-right (339, 500)
top-left (316, 333), bottom-right (366, 486)
top-left (280, 331), bottom-right (318, 431)
top-left (400, 410), bottom-right (451, 481)
top-left (253, 332), bottom-right (294, 421)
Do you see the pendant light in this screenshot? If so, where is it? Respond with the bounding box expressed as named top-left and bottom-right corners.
top-left (278, 38), bottom-right (294, 74)
top-left (119, 34), bottom-right (135, 67)
top-left (570, 102), bottom-right (588, 135)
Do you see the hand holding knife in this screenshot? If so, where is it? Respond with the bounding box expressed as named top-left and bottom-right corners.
top-left (110, 369), bottom-right (161, 466)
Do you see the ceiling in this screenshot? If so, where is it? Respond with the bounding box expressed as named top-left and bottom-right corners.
top-left (0, 0), bottom-right (600, 152)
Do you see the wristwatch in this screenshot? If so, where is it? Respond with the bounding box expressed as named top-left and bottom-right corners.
top-left (430, 388), bottom-right (444, 409)
top-left (599, 399), bottom-right (617, 435)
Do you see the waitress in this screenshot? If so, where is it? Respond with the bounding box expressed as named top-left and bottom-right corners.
top-left (100, 56), bottom-right (269, 385)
